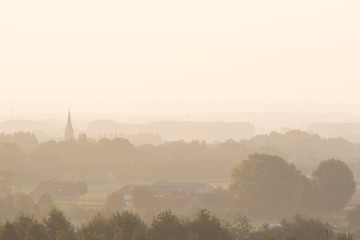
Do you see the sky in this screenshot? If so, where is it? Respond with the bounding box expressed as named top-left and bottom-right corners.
top-left (0, 0), bottom-right (360, 112)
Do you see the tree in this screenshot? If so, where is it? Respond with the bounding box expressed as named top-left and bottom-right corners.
top-left (4, 195), bottom-right (15, 217)
top-left (0, 170), bottom-right (18, 191)
top-left (279, 215), bottom-right (333, 240)
top-left (13, 213), bottom-right (37, 240)
top-left (56, 231), bottom-right (76, 240)
top-left (110, 211), bottom-right (149, 240)
top-left (312, 159), bottom-right (356, 211)
top-left (34, 193), bottom-right (54, 220)
top-left (150, 210), bottom-right (184, 240)
top-left (0, 198), bottom-right (6, 220)
top-left (13, 193), bottom-right (34, 214)
top-left (189, 209), bottom-right (232, 240)
top-left (76, 182), bottom-right (88, 196)
top-left (38, 193), bottom-right (54, 207)
top-left (80, 213), bottom-right (113, 240)
top-left (0, 222), bottom-right (19, 240)
top-left (334, 232), bottom-right (353, 240)
top-left (251, 215), bottom-right (335, 240)
top-left (105, 192), bottom-right (125, 211)
top-left (130, 185), bottom-right (156, 210)
top-left (44, 208), bottom-right (76, 240)
top-left (25, 223), bottom-right (49, 240)
top-left (229, 216), bottom-right (253, 240)
top-left (229, 153), bottom-right (308, 217)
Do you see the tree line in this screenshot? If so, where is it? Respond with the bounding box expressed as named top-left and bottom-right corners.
top-left (0, 208), bottom-right (353, 240)
top-left (1, 130), bottom-right (360, 184)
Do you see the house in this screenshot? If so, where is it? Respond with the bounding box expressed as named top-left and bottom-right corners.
top-left (116, 182), bottom-right (215, 208)
top-left (117, 184), bottom-right (136, 203)
top-left (200, 188), bottom-right (233, 209)
top-left (158, 195), bottom-right (206, 212)
top-left (31, 181), bottom-right (80, 201)
top-left (152, 182), bottom-right (215, 197)
top-left (0, 188), bottom-right (11, 198)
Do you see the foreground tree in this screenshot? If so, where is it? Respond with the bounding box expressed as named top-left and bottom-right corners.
top-left (280, 215), bottom-right (333, 240)
top-left (13, 214), bottom-right (38, 240)
top-left (312, 159), bottom-right (355, 211)
top-left (229, 153), bottom-right (308, 217)
top-left (190, 209), bottom-right (232, 240)
top-left (251, 215), bottom-right (335, 240)
top-left (25, 223), bottom-right (49, 240)
top-left (229, 216), bottom-right (253, 240)
top-left (110, 211), bottom-right (149, 240)
top-left (0, 207), bottom-right (353, 240)
top-left (150, 210), bottom-right (184, 240)
top-left (0, 222), bottom-right (19, 240)
top-left (44, 208), bottom-right (76, 240)
top-left (80, 214), bottom-right (113, 240)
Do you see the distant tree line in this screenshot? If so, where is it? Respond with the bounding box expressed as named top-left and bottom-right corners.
top-left (0, 192), bottom-right (54, 222)
top-left (0, 208), bottom-right (353, 240)
top-left (1, 130), bottom-right (360, 184)
top-left (0, 132), bottom-right (38, 153)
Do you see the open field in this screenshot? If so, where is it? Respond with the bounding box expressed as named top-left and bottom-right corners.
top-left (13, 179), bottom-right (231, 209)
top-left (9, 181), bottom-right (352, 228)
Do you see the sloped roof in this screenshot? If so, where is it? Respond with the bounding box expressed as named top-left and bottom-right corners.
top-left (158, 195), bottom-right (191, 209)
top-left (116, 184), bottom-right (136, 196)
top-left (152, 182), bottom-right (214, 196)
top-left (116, 182), bottom-right (215, 197)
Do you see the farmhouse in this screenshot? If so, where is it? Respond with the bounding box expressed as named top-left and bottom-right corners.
top-left (152, 182), bottom-right (215, 197)
top-left (116, 182), bottom-right (216, 209)
top-left (117, 182), bottom-right (214, 200)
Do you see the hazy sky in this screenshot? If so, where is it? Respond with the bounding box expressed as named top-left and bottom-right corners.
top-left (1, 0), bottom-right (360, 105)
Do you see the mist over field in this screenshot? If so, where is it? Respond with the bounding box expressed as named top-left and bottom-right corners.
top-left (1, 0), bottom-right (360, 239)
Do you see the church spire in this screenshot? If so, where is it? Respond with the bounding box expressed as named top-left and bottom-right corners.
top-left (65, 109), bottom-right (74, 141)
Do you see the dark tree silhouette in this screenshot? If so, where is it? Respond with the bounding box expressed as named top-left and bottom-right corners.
top-left (105, 192), bottom-right (125, 211)
top-left (312, 159), bottom-right (355, 211)
top-left (0, 222), bottom-right (19, 240)
top-left (229, 153), bottom-right (308, 217)
top-left (44, 208), bottom-right (76, 240)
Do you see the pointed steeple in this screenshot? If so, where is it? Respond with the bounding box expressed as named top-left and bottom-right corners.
top-left (65, 109), bottom-right (74, 141)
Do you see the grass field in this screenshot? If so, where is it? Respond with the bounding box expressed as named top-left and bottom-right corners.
top-left (10, 181), bottom-right (351, 227)
top-left (13, 179), bottom-right (231, 210)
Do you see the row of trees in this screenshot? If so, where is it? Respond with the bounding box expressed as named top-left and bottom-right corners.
top-left (0, 132), bottom-right (38, 153)
top-left (0, 193), bottom-right (53, 221)
top-left (1, 130), bottom-right (359, 184)
top-left (0, 169), bottom-right (19, 191)
top-left (229, 154), bottom-right (356, 218)
top-left (0, 208), bottom-right (352, 240)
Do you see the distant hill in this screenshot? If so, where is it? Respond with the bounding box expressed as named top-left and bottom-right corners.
top-left (0, 120), bottom-right (50, 133)
top-left (87, 120), bottom-right (255, 142)
top-left (308, 122), bottom-right (360, 143)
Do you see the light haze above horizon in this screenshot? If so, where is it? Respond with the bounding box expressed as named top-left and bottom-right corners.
top-left (1, 0), bottom-right (359, 110)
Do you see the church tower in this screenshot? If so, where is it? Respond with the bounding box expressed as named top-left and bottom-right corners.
top-left (65, 110), bottom-right (74, 141)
